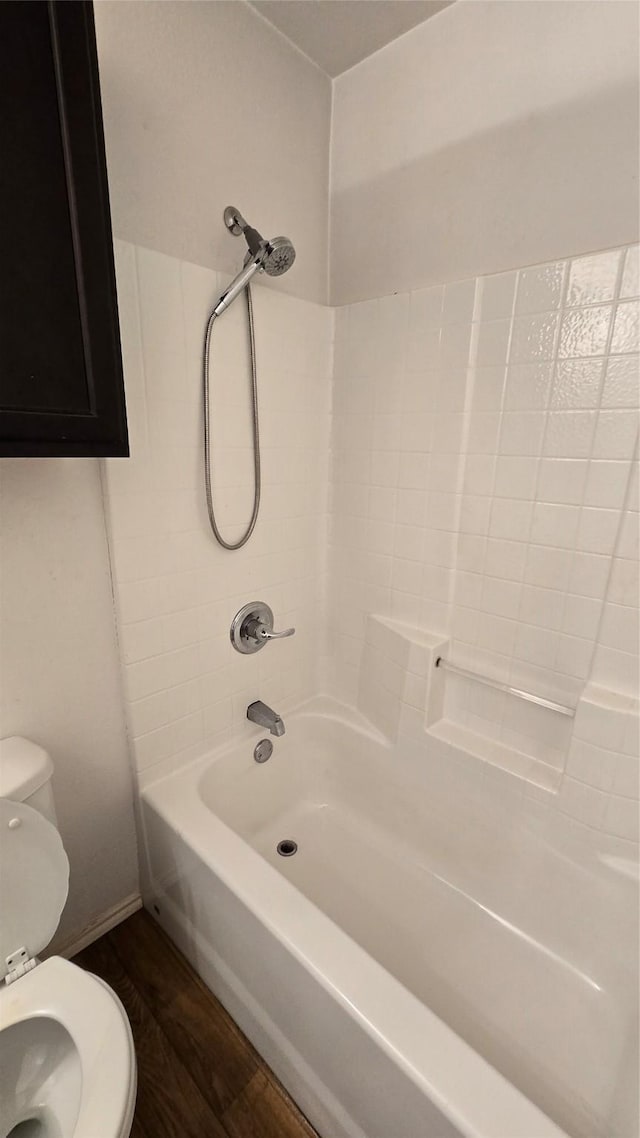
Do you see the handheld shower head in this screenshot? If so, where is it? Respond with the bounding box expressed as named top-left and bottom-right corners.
top-left (261, 235), bottom-right (296, 277)
top-left (212, 207), bottom-right (296, 316)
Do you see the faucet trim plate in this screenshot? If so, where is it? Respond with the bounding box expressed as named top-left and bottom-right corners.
top-left (230, 601), bottom-right (295, 654)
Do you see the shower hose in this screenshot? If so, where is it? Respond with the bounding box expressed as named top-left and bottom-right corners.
top-left (202, 283), bottom-right (261, 550)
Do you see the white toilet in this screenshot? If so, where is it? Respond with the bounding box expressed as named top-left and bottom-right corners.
top-left (0, 737), bottom-right (136, 1138)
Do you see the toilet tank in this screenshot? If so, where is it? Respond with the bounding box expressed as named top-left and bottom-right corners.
top-left (0, 736), bottom-right (58, 825)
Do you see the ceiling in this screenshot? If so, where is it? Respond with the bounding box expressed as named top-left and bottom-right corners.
top-left (248, 0), bottom-right (454, 78)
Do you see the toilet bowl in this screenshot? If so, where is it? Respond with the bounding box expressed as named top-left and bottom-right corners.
top-left (0, 739), bottom-right (137, 1138)
top-left (0, 957), bottom-right (136, 1138)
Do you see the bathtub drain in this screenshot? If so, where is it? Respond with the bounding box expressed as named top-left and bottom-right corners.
top-left (277, 839), bottom-right (297, 857)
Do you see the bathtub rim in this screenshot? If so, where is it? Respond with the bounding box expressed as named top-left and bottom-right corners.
top-left (140, 722), bottom-right (571, 1138)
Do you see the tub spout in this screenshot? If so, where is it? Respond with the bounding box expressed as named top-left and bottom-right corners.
top-left (247, 700), bottom-right (285, 737)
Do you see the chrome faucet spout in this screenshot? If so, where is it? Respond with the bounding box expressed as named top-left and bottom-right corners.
top-left (247, 700), bottom-right (285, 737)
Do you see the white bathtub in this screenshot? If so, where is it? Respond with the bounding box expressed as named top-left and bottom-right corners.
top-left (140, 699), bottom-right (638, 1138)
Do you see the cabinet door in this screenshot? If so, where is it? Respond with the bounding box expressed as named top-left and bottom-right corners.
top-left (0, 1), bottom-right (128, 457)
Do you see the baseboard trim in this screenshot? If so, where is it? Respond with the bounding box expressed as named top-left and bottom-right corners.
top-left (52, 893), bottom-right (143, 960)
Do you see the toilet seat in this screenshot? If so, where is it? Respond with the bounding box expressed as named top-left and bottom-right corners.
top-left (0, 798), bottom-right (69, 983)
top-left (0, 956), bottom-right (136, 1138)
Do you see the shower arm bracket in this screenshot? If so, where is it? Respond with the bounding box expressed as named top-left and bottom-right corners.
top-left (223, 205), bottom-right (246, 236)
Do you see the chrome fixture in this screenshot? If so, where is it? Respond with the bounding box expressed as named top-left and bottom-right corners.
top-left (216, 206), bottom-right (296, 315)
top-left (434, 657), bottom-right (576, 717)
top-left (277, 839), bottom-right (297, 857)
top-left (230, 601), bottom-right (295, 655)
top-left (247, 700), bottom-right (285, 737)
top-left (202, 207), bottom-right (296, 550)
top-left (254, 739), bottom-right (273, 764)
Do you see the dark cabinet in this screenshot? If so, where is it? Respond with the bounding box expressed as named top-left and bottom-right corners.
top-left (0, 1), bottom-right (128, 457)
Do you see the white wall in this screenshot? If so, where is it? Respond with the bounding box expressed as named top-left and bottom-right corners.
top-left (331, 1), bottom-right (640, 304)
top-left (0, 461), bottom-right (139, 948)
top-left (94, 0), bottom-right (332, 306)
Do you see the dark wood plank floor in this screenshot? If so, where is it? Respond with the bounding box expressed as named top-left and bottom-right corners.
top-left (74, 908), bottom-right (319, 1138)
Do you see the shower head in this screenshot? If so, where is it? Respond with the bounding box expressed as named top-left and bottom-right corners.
top-left (260, 235), bottom-right (296, 277)
top-left (211, 207), bottom-right (296, 316)
top-left (224, 206), bottom-right (296, 275)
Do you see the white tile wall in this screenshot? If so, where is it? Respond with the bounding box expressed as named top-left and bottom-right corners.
top-left (106, 242), bottom-right (332, 775)
top-left (326, 244), bottom-right (639, 835)
top-left (106, 237), bottom-right (638, 844)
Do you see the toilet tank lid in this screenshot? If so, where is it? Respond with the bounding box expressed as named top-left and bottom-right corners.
top-left (0, 737), bottom-right (54, 801)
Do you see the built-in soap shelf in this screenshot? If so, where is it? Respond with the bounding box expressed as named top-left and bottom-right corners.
top-left (357, 614), bottom-right (567, 792)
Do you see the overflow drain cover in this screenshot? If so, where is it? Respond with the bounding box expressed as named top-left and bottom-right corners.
top-left (277, 839), bottom-right (297, 857)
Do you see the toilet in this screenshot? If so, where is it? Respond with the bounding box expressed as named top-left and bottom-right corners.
top-left (0, 737), bottom-right (136, 1138)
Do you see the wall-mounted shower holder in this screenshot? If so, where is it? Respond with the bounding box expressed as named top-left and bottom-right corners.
top-left (223, 205), bottom-right (245, 236)
top-left (230, 601), bottom-right (295, 655)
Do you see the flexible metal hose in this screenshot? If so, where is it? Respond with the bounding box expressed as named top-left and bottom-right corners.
top-left (203, 283), bottom-right (261, 550)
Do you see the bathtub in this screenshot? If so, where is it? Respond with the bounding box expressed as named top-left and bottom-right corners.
top-left (140, 698), bottom-right (638, 1138)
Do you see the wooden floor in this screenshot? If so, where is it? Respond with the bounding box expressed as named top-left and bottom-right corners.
top-left (74, 908), bottom-right (319, 1138)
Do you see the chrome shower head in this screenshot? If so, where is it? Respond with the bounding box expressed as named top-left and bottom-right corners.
top-left (260, 235), bottom-right (296, 277)
top-left (226, 208), bottom-right (295, 276)
top-left (212, 207), bottom-right (296, 317)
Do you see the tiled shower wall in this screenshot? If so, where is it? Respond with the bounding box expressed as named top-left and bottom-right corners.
top-left (325, 245), bottom-right (639, 833)
top-left (105, 238), bottom-right (638, 838)
top-left (105, 242), bottom-right (332, 780)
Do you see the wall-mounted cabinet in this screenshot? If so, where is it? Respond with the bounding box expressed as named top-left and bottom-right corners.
top-left (0, 1), bottom-right (128, 457)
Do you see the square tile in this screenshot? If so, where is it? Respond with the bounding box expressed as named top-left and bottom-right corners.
top-left (479, 271), bottom-right (517, 321)
top-left (559, 305), bottom-right (613, 358)
top-left (489, 498), bottom-right (533, 542)
top-left (551, 359), bottom-right (604, 409)
top-left (576, 507), bottom-right (620, 555)
top-left (516, 262), bottom-right (565, 314)
top-left (584, 461), bottom-right (631, 509)
top-left (538, 459), bottom-right (588, 505)
top-left (510, 313), bottom-right (559, 363)
top-left (601, 356), bottom-right (639, 408)
top-left (543, 411), bottom-right (596, 459)
top-left (611, 301), bottom-right (640, 354)
top-left (592, 410), bottom-right (639, 460)
top-left (524, 545), bottom-right (572, 590)
top-left (410, 285), bottom-right (444, 331)
top-left (504, 364), bottom-right (552, 410)
top-left (476, 320), bottom-right (511, 367)
top-left (568, 552), bottom-right (611, 599)
top-left (566, 250), bottom-right (621, 307)
top-left (500, 412), bottom-right (546, 456)
top-left (530, 502), bottom-right (580, 548)
top-left (442, 278), bottom-right (476, 324)
top-left (494, 456), bottom-right (538, 499)
top-left (463, 455), bottom-right (496, 496)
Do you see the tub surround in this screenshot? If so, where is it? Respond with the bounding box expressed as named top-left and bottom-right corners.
top-left (326, 244), bottom-right (639, 844)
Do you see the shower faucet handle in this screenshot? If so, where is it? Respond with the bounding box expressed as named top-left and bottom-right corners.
top-left (253, 622), bottom-right (295, 641)
top-left (230, 601), bottom-right (295, 654)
